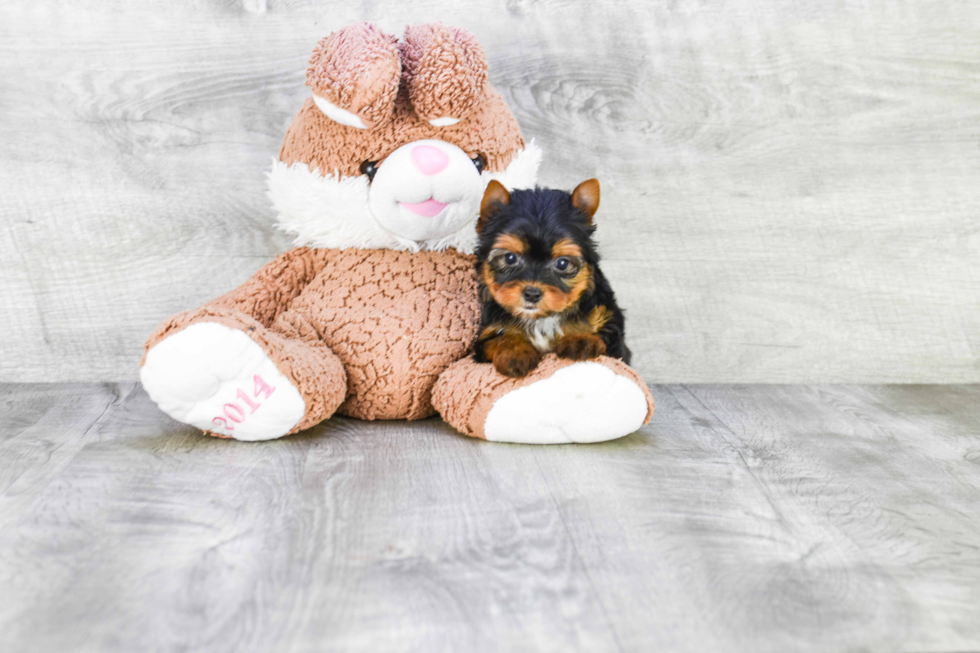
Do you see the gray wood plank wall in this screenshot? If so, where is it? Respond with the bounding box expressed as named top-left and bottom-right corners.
top-left (2, 1), bottom-right (979, 383)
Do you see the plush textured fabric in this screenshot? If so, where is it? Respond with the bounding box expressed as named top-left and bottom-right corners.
top-left (400, 23), bottom-right (488, 123)
top-left (141, 21), bottom-right (656, 443)
top-left (144, 305), bottom-right (347, 434)
top-left (274, 248), bottom-right (480, 420)
top-left (279, 88), bottom-right (523, 178)
top-left (306, 23), bottom-right (402, 130)
top-left (432, 355), bottom-right (655, 440)
top-left (145, 248), bottom-right (479, 425)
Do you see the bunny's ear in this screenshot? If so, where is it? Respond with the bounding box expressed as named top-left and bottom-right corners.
top-left (400, 23), bottom-right (489, 127)
top-left (306, 22), bottom-right (401, 130)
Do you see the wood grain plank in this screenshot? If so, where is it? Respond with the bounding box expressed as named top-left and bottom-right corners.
top-left (0, 383), bottom-right (132, 497)
top-left (1, 383), bottom-right (979, 651)
top-left (1, 1), bottom-right (979, 382)
top-left (674, 383), bottom-right (980, 652)
top-left (0, 387), bottom-right (623, 652)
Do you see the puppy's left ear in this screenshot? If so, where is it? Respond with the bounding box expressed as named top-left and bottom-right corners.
top-left (572, 178), bottom-right (600, 223)
top-left (478, 180), bottom-right (510, 233)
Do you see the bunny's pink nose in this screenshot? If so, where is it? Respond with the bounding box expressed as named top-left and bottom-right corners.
top-left (410, 145), bottom-right (450, 176)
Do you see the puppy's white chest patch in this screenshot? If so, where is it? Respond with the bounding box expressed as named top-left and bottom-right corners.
top-left (526, 316), bottom-right (564, 353)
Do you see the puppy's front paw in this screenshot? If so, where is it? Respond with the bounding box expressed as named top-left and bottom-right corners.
top-left (556, 333), bottom-right (607, 361)
top-left (493, 345), bottom-right (542, 378)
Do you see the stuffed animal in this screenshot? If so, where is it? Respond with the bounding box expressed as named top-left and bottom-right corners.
top-left (140, 22), bottom-right (654, 444)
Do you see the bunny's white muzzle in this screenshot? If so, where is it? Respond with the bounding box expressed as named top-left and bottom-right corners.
top-left (368, 139), bottom-right (484, 243)
top-left (267, 139), bottom-right (542, 254)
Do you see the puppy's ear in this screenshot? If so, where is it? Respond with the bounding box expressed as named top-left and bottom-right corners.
top-left (478, 180), bottom-right (511, 233)
top-left (571, 179), bottom-right (600, 223)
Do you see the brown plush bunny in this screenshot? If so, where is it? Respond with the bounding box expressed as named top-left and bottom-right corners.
top-left (139, 22), bottom-right (654, 443)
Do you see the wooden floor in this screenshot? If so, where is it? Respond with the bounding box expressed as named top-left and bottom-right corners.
top-left (1, 384), bottom-right (978, 653)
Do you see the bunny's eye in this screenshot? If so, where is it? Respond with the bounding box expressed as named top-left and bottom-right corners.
top-left (359, 160), bottom-right (379, 180)
top-left (471, 154), bottom-right (487, 173)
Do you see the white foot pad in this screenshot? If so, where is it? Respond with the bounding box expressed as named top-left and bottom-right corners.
top-left (140, 322), bottom-right (305, 441)
top-left (483, 362), bottom-right (648, 444)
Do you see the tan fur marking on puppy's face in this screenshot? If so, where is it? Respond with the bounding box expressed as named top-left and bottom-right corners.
top-left (551, 239), bottom-right (582, 259)
top-left (481, 262), bottom-right (526, 314)
top-left (483, 259), bottom-right (593, 319)
top-left (493, 234), bottom-right (527, 255)
top-left (535, 265), bottom-right (592, 316)
top-left (493, 283), bottom-right (531, 315)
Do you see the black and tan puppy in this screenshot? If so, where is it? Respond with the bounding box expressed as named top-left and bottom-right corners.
top-left (473, 179), bottom-right (631, 378)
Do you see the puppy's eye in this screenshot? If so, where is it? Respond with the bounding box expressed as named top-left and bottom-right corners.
top-left (471, 154), bottom-right (487, 173)
top-left (555, 257), bottom-right (571, 271)
top-left (490, 249), bottom-right (522, 269)
top-left (359, 160), bottom-right (379, 180)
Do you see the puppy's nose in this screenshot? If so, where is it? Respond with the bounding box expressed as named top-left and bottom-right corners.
top-left (522, 286), bottom-right (543, 304)
top-left (410, 145), bottom-right (449, 176)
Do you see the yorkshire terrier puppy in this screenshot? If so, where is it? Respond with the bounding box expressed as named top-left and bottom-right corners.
top-left (473, 179), bottom-right (631, 378)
